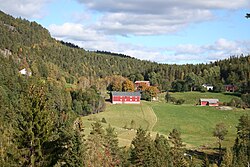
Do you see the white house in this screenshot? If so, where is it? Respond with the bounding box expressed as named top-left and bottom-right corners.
top-left (19, 68), bottom-right (32, 76)
top-left (202, 84), bottom-right (213, 91)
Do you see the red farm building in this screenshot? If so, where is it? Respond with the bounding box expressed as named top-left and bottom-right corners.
top-left (200, 98), bottom-right (219, 106)
top-left (224, 85), bottom-right (238, 92)
top-left (111, 91), bottom-right (141, 104)
top-left (135, 81), bottom-right (150, 90)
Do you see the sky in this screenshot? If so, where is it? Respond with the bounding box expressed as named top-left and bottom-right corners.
top-left (0, 0), bottom-right (250, 64)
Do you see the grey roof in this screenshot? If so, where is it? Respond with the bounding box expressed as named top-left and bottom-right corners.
top-left (135, 81), bottom-right (150, 83)
top-left (111, 91), bottom-right (141, 97)
top-left (200, 98), bottom-right (219, 103)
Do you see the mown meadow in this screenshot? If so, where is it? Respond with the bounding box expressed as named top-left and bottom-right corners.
top-left (82, 92), bottom-right (250, 148)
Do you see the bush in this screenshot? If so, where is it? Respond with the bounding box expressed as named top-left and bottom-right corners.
top-left (176, 99), bottom-right (185, 105)
top-left (228, 98), bottom-right (243, 108)
top-left (200, 87), bottom-right (207, 93)
top-left (130, 120), bottom-right (136, 129)
top-left (241, 94), bottom-right (250, 107)
top-left (141, 91), bottom-right (151, 101)
top-left (101, 117), bottom-right (107, 123)
top-left (170, 97), bottom-right (177, 103)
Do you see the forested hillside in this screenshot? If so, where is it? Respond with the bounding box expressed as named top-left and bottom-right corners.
top-left (0, 11), bottom-right (249, 166)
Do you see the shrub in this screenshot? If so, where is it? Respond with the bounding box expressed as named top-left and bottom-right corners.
top-left (101, 117), bottom-right (107, 123)
top-left (176, 99), bottom-right (185, 105)
top-left (170, 97), bottom-right (177, 103)
top-left (228, 98), bottom-right (243, 108)
top-left (241, 94), bottom-right (250, 107)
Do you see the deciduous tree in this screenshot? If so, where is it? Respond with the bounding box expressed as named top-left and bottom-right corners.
top-left (213, 123), bottom-right (228, 166)
top-left (122, 78), bottom-right (135, 92)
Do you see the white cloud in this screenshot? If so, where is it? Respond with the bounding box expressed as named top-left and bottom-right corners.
top-left (1, 0), bottom-right (249, 64)
top-left (0, 0), bottom-right (52, 18)
top-left (49, 23), bottom-right (107, 42)
top-left (49, 23), bottom-right (250, 64)
top-left (49, 23), bottom-right (131, 52)
top-left (78, 0), bottom-right (250, 13)
top-left (95, 10), bottom-right (212, 35)
top-left (163, 38), bottom-right (250, 63)
top-left (76, 0), bottom-right (249, 36)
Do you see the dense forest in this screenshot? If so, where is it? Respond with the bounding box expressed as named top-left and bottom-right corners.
top-left (0, 10), bottom-right (249, 166)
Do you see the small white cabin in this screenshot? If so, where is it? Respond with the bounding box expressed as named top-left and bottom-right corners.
top-left (202, 84), bottom-right (213, 91)
top-left (19, 68), bottom-right (32, 76)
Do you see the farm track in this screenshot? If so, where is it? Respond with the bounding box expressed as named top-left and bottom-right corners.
top-left (142, 102), bottom-right (158, 131)
top-left (117, 102), bottom-right (158, 146)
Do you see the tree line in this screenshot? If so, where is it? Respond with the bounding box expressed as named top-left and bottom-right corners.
top-left (0, 79), bottom-right (249, 166)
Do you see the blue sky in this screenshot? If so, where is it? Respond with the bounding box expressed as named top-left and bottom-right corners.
top-left (0, 0), bottom-right (249, 64)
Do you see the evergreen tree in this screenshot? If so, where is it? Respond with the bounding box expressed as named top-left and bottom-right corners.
top-left (168, 129), bottom-right (187, 167)
top-left (232, 115), bottom-right (250, 167)
top-left (130, 128), bottom-right (154, 166)
top-left (154, 133), bottom-right (172, 167)
top-left (52, 117), bottom-right (86, 167)
top-left (85, 121), bottom-right (114, 166)
top-left (165, 91), bottom-right (171, 103)
top-left (104, 124), bottom-right (122, 166)
top-left (14, 80), bottom-right (55, 167)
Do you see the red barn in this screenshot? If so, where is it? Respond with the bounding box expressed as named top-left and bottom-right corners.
top-left (200, 99), bottom-right (219, 106)
top-left (224, 85), bottom-right (238, 92)
top-left (111, 91), bottom-right (141, 104)
top-left (135, 81), bottom-right (150, 90)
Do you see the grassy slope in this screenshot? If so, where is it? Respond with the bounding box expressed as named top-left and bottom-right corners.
top-left (153, 92), bottom-right (248, 148)
top-left (162, 91), bottom-right (240, 104)
top-left (82, 92), bottom-right (249, 148)
top-left (152, 103), bottom-right (248, 148)
top-left (81, 102), bottom-right (157, 146)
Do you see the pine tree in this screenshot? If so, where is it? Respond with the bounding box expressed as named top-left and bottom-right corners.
top-left (154, 133), bottom-right (172, 167)
top-left (52, 117), bottom-right (86, 167)
top-left (104, 124), bottom-right (122, 166)
top-left (168, 129), bottom-right (187, 167)
top-left (165, 91), bottom-right (171, 103)
top-left (85, 121), bottom-right (114, 166)
top-left (14, 80), bottom-right (55, 167)
top-left (130, 128), bottom-right (154, 166)
top-left (232, 115), bottom-right (250, 167)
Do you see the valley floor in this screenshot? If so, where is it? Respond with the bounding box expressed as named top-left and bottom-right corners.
top-left (81, 92), bottom-right (250, 148)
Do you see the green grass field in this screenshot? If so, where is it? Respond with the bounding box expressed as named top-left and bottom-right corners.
top-left (81, 92), bottom-right (249, 148)
top-left (81, 102), bottom-right (157, 146)
top-left (152, 103), bottom-right (248, 148)
top-left (158, 91), bottom-right (240, 104)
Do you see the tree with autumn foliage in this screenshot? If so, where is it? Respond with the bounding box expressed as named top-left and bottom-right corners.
top-left (107, 75), bottom-right (125, 91)
top-left (142, 86), bottom-right (159, 101)
top-left (122, 78), bottom-right (135, 92)
top-left (137, 82), bottom-right (149, 91)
